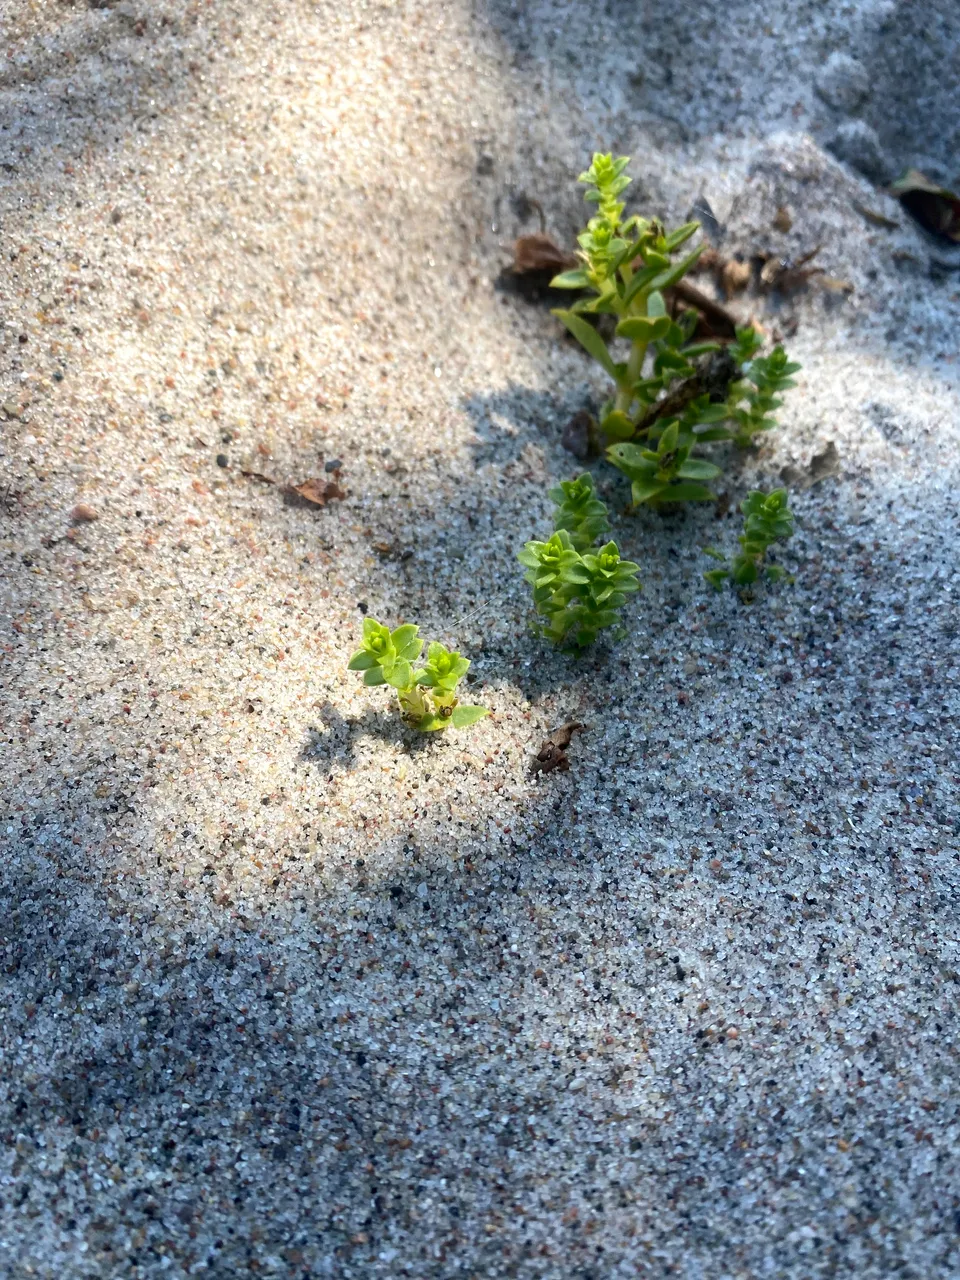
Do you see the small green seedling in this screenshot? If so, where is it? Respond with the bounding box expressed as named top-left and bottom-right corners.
top-left (548, 472), bottom-right (611, 550)
top-left (704, 488), bottom-right (795, 591)
top-left (518, 473), bottom-right (640, 649)
top-left (348, 619), bottom-right (488, 730)
top-left (551, 153), bottom-right (801, 506)
top-left (725, 345), bottom-right (801, 448)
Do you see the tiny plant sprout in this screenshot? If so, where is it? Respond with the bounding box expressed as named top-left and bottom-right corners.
top-left (725, 343), bottom-right (802, 449)
top-left (348, 621), bottom-right (488, 731)
top-left (548, 471), bottom-right (611, 550)
top-left (704, 488), bottom-right (795, 592)
top-left (550, 153), bottom-right (801, 506)
top-left (518, 474), bottom-right (640, 649)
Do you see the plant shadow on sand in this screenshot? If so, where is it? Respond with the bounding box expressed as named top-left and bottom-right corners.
top-left (301, 700), bottom-right (438, 771)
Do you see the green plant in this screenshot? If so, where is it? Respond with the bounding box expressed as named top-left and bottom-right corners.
top-left (725, 346), bottom-right (801, 448)
top-left (550, 153), bottom-right (800, 506)
top-left (606, 418), bottom-right (722, 507)
top-left (518, 474), bottom-right (640, 649)
top-left (704, 488), bottom-right (795, 591)
top-left (348, 619), bottom-right (488, 730)
top-left (548, 472), bottom-right (611, 550)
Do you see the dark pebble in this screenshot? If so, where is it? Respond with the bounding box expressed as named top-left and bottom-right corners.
top-left (324, 458), bottom-right (343, 473)
top-left (216, 454), bottom-right (229, 468)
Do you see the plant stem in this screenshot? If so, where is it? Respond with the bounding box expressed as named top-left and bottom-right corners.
top-left (615, 338), bottom-right (647, 415)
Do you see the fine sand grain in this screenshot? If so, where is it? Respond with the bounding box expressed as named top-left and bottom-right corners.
top-left (1, 1), bottom-right (959, 1276)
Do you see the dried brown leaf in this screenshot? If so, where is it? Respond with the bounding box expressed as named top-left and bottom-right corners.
top-left (889, 169), bottom-right (960, 242)
top-left (670, 279), bottom-right (738, 339)
top-left (512, 233), bottom-right (577, 276)
top-left (758, 245), bottom-right (824, 293)
top-left (532, 721), bottom-right (585, 774)
top-left (852, 200), bottom-right (900, 230)
top-left (720, 258), bottom-right (752, 294)
top-left (289, 477), bottom-right (347, 506)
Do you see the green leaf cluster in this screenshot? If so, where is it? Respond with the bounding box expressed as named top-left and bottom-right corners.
top-left (607, 418), bottom-right (722, 507)
top-left (725, 346), bottom-right (801, 448)
top-left (551, 152), bottom-right (801, 508)
top-left (548, 472), bottom-right (611, 550)
top-left (704, 489), bottom-right (795, 591)
top-left (518, 474), bottom-right (640, 649)
top-left (348, 619), bottom-right (488, 731)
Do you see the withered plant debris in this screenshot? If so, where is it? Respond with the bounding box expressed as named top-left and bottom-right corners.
top-left (695, 242), bottom-right (850, 298)
top-left (512, 233), bottom-right (578, 277)
top-left (1, 485), bottom-right (23, 514)
top-left (852, 200), bottom-right (900, 230)
top-left (721, 258), bottom-right (752, 294)
top-left (669, 278), bottom-right (738, 339)
top-left (780, 440), bottom-right (841, 489)
top-left (532, 721), bottom-right (586, 774)
top-left (239, 467), bottom-right (347, 507)
top-left (758, 245), bottom-right (825, 293)
top-left (889, 169), bottom-right (960, 242)
top-left (287, 477), bottom-right (347, 506)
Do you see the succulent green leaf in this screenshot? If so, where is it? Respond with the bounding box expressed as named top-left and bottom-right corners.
top-left (549, 268), bottom-right (591, 289)
top-left (693, 426), bottom-right (732, 443)
top-left (646, 290), bottom-right (667, 318)
top-left (657, 481), bottom-right (715, 502)
top-left (676, 458), bottom-right (722, 480)
top-left (607, 443), bottom-right (656, 478)
top-left (648, 245), bottom-right (704, 293)
top-left (680, 341), bottom-right (722, 358)
top-left (659, 420), bottom-right (679, 453)
top-left (384, 659), bottom-right (413, 691)
top-left (347, 650), bottom-right (377, 671)
top-left (391, 624), bottom-right (423, 662)
top-left (664, 221), bottom-right (700, 251)
top-left (600, 409), bottom-right (634, 441)
top-left (621, 263), bottom-right (665, 305)
top-left (630, 477), bottom-right (668, 504)
top-left (553, 310), bottom-right (621, 381)
top-left (615, 315), bottom-right (672, 342)
top-left (450, 705), bottom-right (489, 729)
